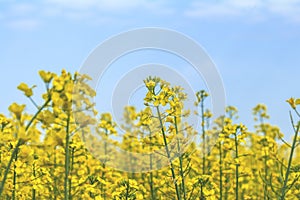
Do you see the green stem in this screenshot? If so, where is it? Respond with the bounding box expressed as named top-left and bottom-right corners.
top-left (174, 116), bottom-right (187, 200)
top-left (0, 98), bottom-right (50, 196)
top-left (224, 150), bottom-right (229, 200)
top-left (219, 141), bottom-right (223, 200)
top-left (32, 162), bottom-right (36, 200)
top-left (101, 129), bottom-right (108, 200)
top-left (201, 98), bottom-right (206, 175)
top-left (149, 170), bottom-right (154, 200)
top-left (200, 184), bottom-right (204, 200)
top-left (234, 130), bottom-right (239, 200)
top-left (125, 181), bottom-right (129, 200)
top-left (26, 98), bottom-right (51, 131)
top-left (12, 149), bottom-right (18, 200)
top-left (0, 141), bottom-right (20, 196)
top-left (53, 148), bottom-right (57, 200)
top-left (68, 147), bottom-right (74, 200)
top-left (64, 113), bottom-right (71, 200)
top-left (101, 163), bottom-right (106, 200)
top-left (260, 117), bottom-right (268, 200)
top-left (280, 115), bottom-right (300, 200)
top-left (149, 129), bottom-right (155, 200)
top-left (156, 106), bottom-right (181, 200)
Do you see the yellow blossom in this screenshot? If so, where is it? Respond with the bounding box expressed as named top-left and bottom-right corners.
top-left (9, 103), bottom-right (25, 119)
top-left (17, 83), bottom-right (34, 97)
top-left (39, 70), bottom-right (54, 83)
top-left (287, 97), bottom-right (296, 109)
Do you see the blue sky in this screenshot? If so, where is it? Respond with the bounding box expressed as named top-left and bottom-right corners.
top-left (1, 0), bottom-right (300, 138)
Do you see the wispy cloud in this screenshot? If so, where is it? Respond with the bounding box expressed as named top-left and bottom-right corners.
top-left (7, 19), bottom-right (40, 30)
top-left (0, 0), bottom-right (173, 30)
top-left (268, 0), bottom-right (300, 22)
top-left (185, 0), bottom-right (300, 22)
top-left (45, 0), bottom-right (153, 12)
top-left (9, 3), bottom-right (37, 16)
top-left (43, 0), bottom-right (173, 18)
top-left (1, 2), bottom-right (39, 30)
top-left (2, 0), bottom-right (300, 31)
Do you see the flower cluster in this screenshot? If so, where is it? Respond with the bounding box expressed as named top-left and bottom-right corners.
top-left (0, 71), bottom-right (299, 200)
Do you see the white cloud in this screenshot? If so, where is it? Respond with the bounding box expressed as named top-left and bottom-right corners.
top-left (44, 0), bottom-right (169, 14)
top-left (228, 0), bottom-right (263, 9)
top-left (3, 0), bottom-right (300, 30)
top-left (7, 19), bottom-right (40, 30)
top-left (185, 0), bottom-right (300, 22)
top-left (0, 0), bottom-right (173, 30)
top-left (40, 0), bottom-right (174, 24)
top-left (185, 0), bottom-right (264, 18)
top-left (268, 0), bottom-right (300, 21)
top-left (185, 2), bottom-right (239, 18)
top-left (0, 3), bottom-right (39, 30)
top-left (9, 3), bottom-right (37, 16)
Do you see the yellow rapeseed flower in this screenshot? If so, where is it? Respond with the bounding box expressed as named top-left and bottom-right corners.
top-left (17, 83), bottom-right (34, 97)
top-left (39, 70), bottom-right (54, 83)
top-left (287, 97), bottom-right (296, 109)
top-left (9, 103), bottom-right (25, 119)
